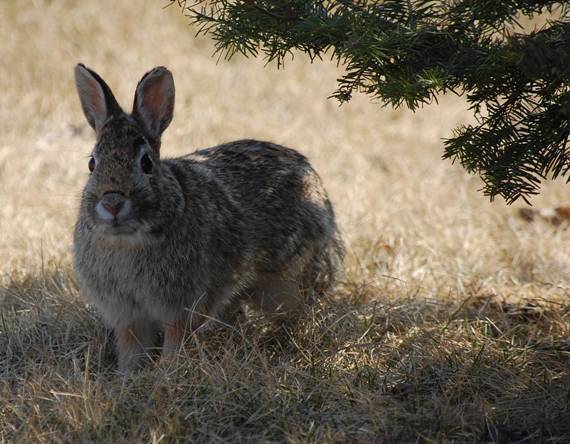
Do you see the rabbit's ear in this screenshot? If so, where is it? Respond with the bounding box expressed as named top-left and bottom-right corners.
top-left (74, 64), bottom-right (123, 135)
top-left (132, 67), bottom-right (175, 141)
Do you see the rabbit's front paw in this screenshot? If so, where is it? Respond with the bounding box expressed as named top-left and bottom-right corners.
top-left (115, 320), bottom-right (158, 373)
top-left (160, 317), bottom-right (193, 364)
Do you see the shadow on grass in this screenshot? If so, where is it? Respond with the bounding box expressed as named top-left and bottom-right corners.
top-left (1, 269), bottom-right (569, 442)
top-left (0, 267), bottom-right (115, 376)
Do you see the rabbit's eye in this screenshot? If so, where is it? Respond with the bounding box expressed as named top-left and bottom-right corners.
top-left (134, 136), bottom-right (146, 148)
top-left (140, 153), bottom-right (153, 174)
top-left (88, 157), bottom-right (96, 173)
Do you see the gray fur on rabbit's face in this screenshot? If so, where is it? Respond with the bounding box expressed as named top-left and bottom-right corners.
top-left (79, 116), bottom-right (183, 247)
top-left (73, 64), bottom-right (344, 372)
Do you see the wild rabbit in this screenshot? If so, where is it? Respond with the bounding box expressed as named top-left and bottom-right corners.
top-left (73, 64), bottom-right (344, 372)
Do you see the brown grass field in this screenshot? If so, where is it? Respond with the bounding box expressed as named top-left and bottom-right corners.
top-left (1, 1), bottom-right (570, 442)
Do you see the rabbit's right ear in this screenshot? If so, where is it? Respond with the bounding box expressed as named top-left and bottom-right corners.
top-left (132, 67), bottom-right (175, 142)
top-left (74, 64), bottom-right (123, 135)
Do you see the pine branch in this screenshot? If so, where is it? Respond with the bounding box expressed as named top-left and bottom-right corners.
top-left (172, 0), bottom-right (570, 203)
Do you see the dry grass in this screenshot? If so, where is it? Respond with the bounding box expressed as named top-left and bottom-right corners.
top-left (1, 1), bottom-right (570, 442)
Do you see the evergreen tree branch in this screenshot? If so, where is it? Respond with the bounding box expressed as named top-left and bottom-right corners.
top-left (172, 0), bottom-right (570, 203)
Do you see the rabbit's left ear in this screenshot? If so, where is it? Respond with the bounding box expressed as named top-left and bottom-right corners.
top-left (74, 64), bottom-right (123, 136)
top-left (132, 67), bottom-right (175, 141)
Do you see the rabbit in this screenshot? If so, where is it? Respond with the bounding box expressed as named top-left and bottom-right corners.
top-left (73, 64), bottom-right (344, 372)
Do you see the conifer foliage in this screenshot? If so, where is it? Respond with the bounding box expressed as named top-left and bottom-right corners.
top-left (172, 1), bottom-right (570, 203)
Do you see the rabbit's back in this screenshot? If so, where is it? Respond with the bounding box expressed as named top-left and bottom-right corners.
top-left (179, 140), bottom-right (340, 275)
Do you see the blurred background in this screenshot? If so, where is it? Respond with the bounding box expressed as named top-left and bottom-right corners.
top-left (1, 0), bottom-right (568, 300)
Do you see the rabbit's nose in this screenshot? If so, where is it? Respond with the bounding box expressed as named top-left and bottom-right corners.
top-left (96, 193), bottom-right (133, 223)
top-left (103, 202), bottom-right (123, 216)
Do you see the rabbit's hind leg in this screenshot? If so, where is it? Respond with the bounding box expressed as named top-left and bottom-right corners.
top-left (248, 272), bottom-right (305, 319)
top-left (214, 295), bottom-right (245, 327)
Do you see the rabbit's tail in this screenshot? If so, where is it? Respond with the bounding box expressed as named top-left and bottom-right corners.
top-left (304, 229), bottom-right (345, 297)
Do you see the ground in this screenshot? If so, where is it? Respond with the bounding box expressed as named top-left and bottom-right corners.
top-left (1, 1), bottom-right (569, 442)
